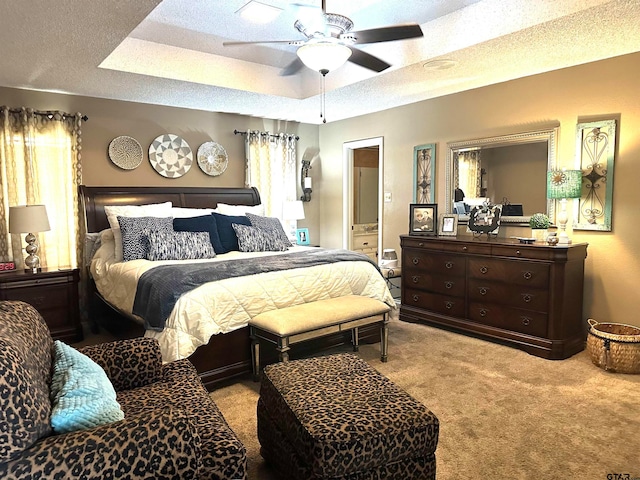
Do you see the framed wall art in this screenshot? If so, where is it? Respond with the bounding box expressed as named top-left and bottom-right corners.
top-left (413, 143), bottom-right (436, 203)
top-left (409, 203), bottom-right (437, 236)
top-left (573, 119), bottom-right (616, 231)
top-left (438, 214), bottom-right (458, 236)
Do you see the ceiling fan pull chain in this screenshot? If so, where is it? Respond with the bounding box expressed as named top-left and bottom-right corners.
top-left (320, 71), bottom-right (327, 124)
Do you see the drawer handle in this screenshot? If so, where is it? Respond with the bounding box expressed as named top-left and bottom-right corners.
top-left (444, 281), bottom-right (453, 289)
top-left (479, 308), bottom-right (488, 317)
top-left (412, 276), bottom-right (419, 284)
top-left (412, 257), bottom-right (420, 265)
top-left (462, 246), bottom-right (468, 251)
top-left (521, 316), bottom-right (531, 326)
top-left (480, 266), bottom-right (488, 274)
top-left (522, 294), bottom-right (532, 303)
top-left (479, 287), bottom-right (488, 296)
top-left (445, 261), bottom-right (454, 269)
top-left (516, 250), bottom-right (522, 256)
top-left (362, 242), bottom-right (368, 246)
top-left (523, 271), bottom-right (532, 280)
top-left (30, 295), bottom-right (46, 305)
top-left (418, 242), bottom-right (424, 247)
top-left (445, 301), bottom-right (454, 310)
top-left (412, 294), bottom-right (420, 303)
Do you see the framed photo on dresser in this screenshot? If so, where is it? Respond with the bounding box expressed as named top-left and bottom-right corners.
top-left (438, 214), bottom-right (458, 236)
top-left (409, 203), bottom-right (437, 236)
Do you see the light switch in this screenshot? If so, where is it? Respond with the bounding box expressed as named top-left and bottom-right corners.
top-left (384, 192), bottom-right (392, 202)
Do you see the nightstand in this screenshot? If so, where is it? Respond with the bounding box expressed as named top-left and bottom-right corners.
top-left (0, 267), bottom-right (81, 342)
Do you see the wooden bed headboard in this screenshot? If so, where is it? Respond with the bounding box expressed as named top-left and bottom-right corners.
top-left (79, 185), bottom-right (261, 233)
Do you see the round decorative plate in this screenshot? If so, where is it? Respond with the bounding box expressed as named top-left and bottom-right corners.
top-left (148, 133), bottom-right (193, 178)
top-left (197, 141), bottom-right (228, 176)
top-left (108, 136), bottom-right (143, 170)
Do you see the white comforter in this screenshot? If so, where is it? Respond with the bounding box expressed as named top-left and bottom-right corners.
top-left (90, 230), bottom-right (395, 362)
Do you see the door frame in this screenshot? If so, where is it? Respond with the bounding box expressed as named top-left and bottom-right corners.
top-left (342, 137), bottom-right (384, 254)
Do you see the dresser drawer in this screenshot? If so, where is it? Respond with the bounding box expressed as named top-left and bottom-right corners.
top-left (468, 302), bottom-right (548, 337)
top-left (491, 244), bottom-right (554, 260)
top-left (403, 250), bottom-right (466, 276)
top-left (404, 269), bottom-right (465, 296)
top-left (468, 278), bottom-right (548, 312)
top-left (468, 258), bottom-right (549, 288)
top-left (353, 234), bottom-right (377, 250)
top-left (403, 287), bottom-right (465, 317)
top-left (2, 284), bottom-right (69, 310)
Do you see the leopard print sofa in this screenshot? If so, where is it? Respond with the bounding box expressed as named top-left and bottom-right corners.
top-left (258, 353), bottom-right (440, 479)
top-left (0, 300), bottom-right (247, 479)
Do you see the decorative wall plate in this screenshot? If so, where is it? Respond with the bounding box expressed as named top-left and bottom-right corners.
top-left (197, 141), bottom-right (228, 176)
top-left (148, 134), bottom-right (193, 178)
top-left (108, 136), bottom-right (143, 170)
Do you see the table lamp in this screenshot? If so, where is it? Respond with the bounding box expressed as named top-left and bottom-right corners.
top-left (283, 200), bottom-right (305, 241)
top-left (8, 204), bottom-right (51, 272)
top-left (547, 170), bottom-right (582, 244)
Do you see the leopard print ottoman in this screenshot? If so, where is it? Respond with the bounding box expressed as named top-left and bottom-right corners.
top-left (258, 353), bottom-right (439, 479)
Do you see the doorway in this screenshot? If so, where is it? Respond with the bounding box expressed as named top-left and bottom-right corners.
top-left (342, 137), bottom-right (383, 261)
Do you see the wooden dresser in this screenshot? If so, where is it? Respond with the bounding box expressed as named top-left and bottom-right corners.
top-left (400, 235), bottom-right (588, 359)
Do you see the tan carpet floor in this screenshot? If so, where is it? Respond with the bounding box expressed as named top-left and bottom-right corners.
top-left (211, 313), bottom-right (640, 480)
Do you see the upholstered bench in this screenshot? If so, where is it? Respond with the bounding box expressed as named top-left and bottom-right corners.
top-left (257, 353), bottom-right (439, 480)
top-left (249, 295), bottom-right (391, 379)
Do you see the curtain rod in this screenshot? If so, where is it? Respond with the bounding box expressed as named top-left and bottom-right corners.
top-left (234, 129), bottom-right (298, 141)
top-left (3, 107), bottom-right (88, 122)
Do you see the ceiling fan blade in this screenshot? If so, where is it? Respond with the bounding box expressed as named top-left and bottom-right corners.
top-left (350, 24), bottom-right (423, 44)
top-left (280, 58), bottom-right (305, 76)
top-left (223, 40), bottom-right (304, 46)
top-left (348, 47), bottom-right (391, 73)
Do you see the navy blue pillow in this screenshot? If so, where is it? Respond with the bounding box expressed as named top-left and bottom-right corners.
top-left (211, 212), bottom-right (251, 253)
top-left (173, 215), bottom-right (222, 254)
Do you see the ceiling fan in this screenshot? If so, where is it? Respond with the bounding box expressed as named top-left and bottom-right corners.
top-left (223, 0), bottom-right (424, 76)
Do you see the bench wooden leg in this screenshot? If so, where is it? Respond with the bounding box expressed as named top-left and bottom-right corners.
top-left (380, 314), bottom-right (389, 362)
top-left (352, 326), bottom-right (359, 352)
top-left (250, 329), bottom-right (260, 382)
top-left (277, 337), bottom-right (290, 362)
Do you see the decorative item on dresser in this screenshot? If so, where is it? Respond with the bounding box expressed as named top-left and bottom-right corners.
top-left (399, 236), bottom-right (588, 359)
top-left (0, 268), bottom-right (81, 342)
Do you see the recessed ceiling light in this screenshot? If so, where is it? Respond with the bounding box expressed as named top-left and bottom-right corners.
top-left (236, 1), bottom-right (283, 24)
top-left (423, 59), bottom-right (458, 70)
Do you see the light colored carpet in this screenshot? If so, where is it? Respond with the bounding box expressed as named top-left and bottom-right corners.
top-left (211, 311), bottom-right (640, 480)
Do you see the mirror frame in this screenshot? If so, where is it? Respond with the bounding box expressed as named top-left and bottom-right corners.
top-left (445, 128), bottom-right (559, 225)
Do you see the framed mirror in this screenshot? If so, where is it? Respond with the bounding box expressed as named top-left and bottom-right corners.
top-left (445, 128), bottom-right (559, 224)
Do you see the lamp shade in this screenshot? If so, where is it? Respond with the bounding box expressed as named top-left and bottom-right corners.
top-left (547, 170), bottom-right (582, 199)
top-left (8, 205), bottom-right (51, 233)
top-left (297, 42), bottom-right (352, 73)
top-left (283, 200), bottom-right (305, 221)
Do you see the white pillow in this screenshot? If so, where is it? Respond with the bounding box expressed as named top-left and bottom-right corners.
top-left (214, 203), bottom-right (264, 216)
top-left (170, 207), bottom-right (215, 218)
top-left (104, 202), bottom-right (172, 262)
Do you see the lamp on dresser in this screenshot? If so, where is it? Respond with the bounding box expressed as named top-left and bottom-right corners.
top-left (8, 204), bottom-right (51, 273)
top-left (547, 169), bottom-right (582, 244)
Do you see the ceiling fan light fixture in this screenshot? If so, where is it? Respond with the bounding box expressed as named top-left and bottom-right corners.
top-left (297, 42), bottom-right (352, 74)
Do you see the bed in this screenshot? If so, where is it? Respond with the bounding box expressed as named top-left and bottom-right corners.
top-left (80, 186), bottom-right (395, 389)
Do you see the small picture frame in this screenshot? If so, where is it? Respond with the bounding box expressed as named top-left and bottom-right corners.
top-left (409, 203), bottom-right (437, 236)
top-left (295, 228), bottom-right (310, 245)
top-left (438, 214), bottom-right (458, 236)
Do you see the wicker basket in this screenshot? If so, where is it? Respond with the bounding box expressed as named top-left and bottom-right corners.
top-left (587, 319), bottom-right (640, 374)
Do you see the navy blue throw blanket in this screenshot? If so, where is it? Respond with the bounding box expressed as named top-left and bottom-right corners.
top-left (132, 248), bottom-right (379, 331)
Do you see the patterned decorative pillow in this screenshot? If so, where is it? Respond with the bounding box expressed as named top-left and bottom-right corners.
top-left (211, 212), bottom-right (252, 253)
top-left (246, 213), bottom-right (293, 247)
top-left (145, 230), bottom-right (216, 261)
top-left (50, 341), bottom-right (124, 434)
top-left (104, 202), bottom-right (172, 262)
top-left (117, 216), bottom-right (173, 261)
top-left (173, 215), bottom-right (223, 255)
top-left (232, 223), bottom-right (290, 252)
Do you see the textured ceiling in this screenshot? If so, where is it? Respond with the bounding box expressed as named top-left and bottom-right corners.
top-left (1, 0), bottom-right (639, 124)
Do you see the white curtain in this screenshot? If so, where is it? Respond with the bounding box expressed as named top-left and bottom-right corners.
top-left (0, 107), bottom-right (83, 269)
top-left (245, 131), bottom-right (297, 220)
top-left (457, 150), bottom-right (482, 199)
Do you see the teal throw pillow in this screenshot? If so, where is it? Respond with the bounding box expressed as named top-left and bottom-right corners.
top-left (50, 341), bottom-right (124, 434)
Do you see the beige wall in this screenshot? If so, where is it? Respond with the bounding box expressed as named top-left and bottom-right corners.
top-left (3, 50), bottom-right (639, 327)
top-left (0, 87), bottom-right (321, 243)
top-left (318, 51), bottom-right (640, 327)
